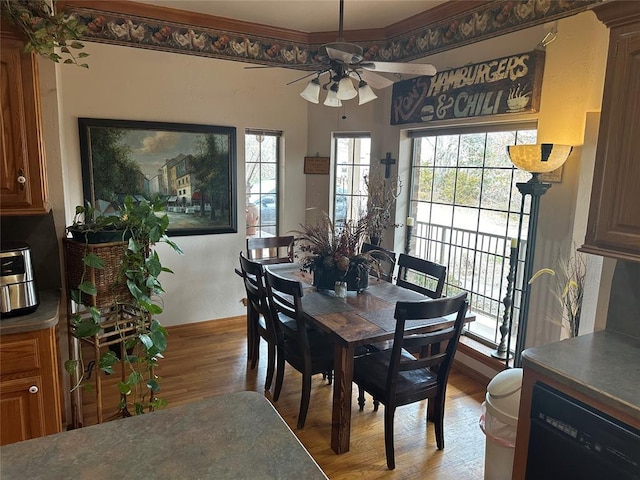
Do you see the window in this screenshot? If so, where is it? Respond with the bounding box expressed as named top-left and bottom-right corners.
top-left (245, 130), bottom-right (281, 237)
top-left (408, 123), bottom-right (537, 348)
top-left (333, 134), bottom-right (371, 225)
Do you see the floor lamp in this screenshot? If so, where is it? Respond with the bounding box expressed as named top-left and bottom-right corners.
top-left (507, 143), bottom-right (573, 367)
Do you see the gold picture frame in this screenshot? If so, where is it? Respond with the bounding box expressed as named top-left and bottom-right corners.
top-left (540, 166), bottom-right (564, 183)
top-left (304, 156), bottom-right (330, 174)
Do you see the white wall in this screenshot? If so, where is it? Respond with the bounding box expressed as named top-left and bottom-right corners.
top-left (56, 42), bottom-right (309, 325)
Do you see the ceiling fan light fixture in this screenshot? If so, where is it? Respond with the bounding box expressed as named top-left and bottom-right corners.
top-left (324, 83), bottom-right (342, 107)
top-left (357, 80), bottom-right (377, 105)
top-left (336, 76), bottom-right (357, 100)
top-left (300, 77), bottom-right (321, 103)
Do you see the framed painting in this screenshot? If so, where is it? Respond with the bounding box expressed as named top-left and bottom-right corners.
top-left (78, 118), bottom-right (237, 236)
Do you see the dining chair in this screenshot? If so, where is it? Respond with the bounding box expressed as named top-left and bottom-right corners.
top-left (238, 253), bottom-right (277, 391)
top-left (362, 242), bottom-right (397, 282)
top-left (246, 235), bottom-right (295, 265)
top-left (264, 269), bottom-right (334, 429)
top-left (353, 292), bottom-right (468, 469)
top-left (396, 253), bottom-right (447, 298)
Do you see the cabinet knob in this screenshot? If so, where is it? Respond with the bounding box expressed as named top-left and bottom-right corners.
top-left (17, 170), bottom-right (26, 188)
top-left (28, 385), bottom-right (39, 394)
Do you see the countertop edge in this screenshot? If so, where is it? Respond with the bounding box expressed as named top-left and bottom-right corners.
top-left (0, 290), bottom-right (61, 335)
top-left (521, 354), bottom-right (639, 421)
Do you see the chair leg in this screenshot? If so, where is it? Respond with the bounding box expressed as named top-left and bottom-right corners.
top-left (297, 372), bottom-right (312, 429)
top-left (373, 398), bottom-right (380, 411)
top-left (357, 386), bottom-right (365, 411)
top-left (433, 394), bottom-right (446, 450)
top-left (273, 353), bottom-right (285, 402)
top-left (326, 370), bottom-right (333, 385)
top-left (265, 341), bottom-right (276, 391)
top-left (246, 308), bottom-right (254, 363)
top-left (384, 405), bottom-right (396, 470)
top-left (250, 335), bottom-right (260, 369)
top-left (249, 313), bottom-right (260, 369)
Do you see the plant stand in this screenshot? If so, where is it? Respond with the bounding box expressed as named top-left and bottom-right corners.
top-left (67, 303), bottom-right (152, 427)
top-left (63, 238), bottom-right (154, 427)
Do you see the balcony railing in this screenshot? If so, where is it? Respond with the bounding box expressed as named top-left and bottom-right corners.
top-left (411, 221), bottom-right (526, 347)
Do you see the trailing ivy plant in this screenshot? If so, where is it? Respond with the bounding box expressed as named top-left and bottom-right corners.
top-left (1, 0), bottom-right (89, 67)
top-left (65, 196), bottom-right (182, 416)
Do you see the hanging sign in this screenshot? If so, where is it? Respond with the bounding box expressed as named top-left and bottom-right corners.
top-left (390, 50), bottom-right (545, 125)
top-left (304, 156), bottom-right (330, 174)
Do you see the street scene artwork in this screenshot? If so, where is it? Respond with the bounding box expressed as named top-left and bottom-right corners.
top-left (78, 118), bottom-right (237, 235)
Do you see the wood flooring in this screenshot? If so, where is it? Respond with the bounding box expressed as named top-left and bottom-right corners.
top-left (79, 316), bottom-right (488, 479)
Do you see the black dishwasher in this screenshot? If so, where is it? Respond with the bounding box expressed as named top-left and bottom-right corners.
top-left (526, 382), bottom-right (640, 479)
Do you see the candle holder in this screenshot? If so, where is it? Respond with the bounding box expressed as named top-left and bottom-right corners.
top-left (492, 241), bottom-right (517, 361)
top-left (405, 217), bottom-right (414, 255)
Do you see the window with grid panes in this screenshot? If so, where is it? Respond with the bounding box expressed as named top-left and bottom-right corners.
top-left (408, 123), bottom-right (537, 348)
top-left (333, 134), bottom-right (371, 226)
top-left (245, 130), bottom-right (281, 237)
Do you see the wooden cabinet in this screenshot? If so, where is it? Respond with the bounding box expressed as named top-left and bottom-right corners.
top-left (0, 327), bottom-right (62, 445)
top-left (582, 2), bottom-right (640, 261)
top-left (0, 21), bottom-right (49, 215)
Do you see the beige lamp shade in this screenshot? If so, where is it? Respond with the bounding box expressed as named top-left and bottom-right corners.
top-left (507, 144), bottom-right (573, 173)
top-left (324, 84), bottom-right (342, 107)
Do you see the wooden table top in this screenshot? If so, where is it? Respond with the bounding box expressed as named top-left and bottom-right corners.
top-left (267, 263), bottom-right (473, 347)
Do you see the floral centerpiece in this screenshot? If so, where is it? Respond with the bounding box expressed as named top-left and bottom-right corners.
top-left (293, 212), bottom-right (385, 292)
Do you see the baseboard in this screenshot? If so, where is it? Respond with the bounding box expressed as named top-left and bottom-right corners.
top-left (164, 316), bottom-right (245, 335)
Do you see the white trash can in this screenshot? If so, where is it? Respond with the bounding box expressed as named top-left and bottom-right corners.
top-left (479, 368), bottom-right (523, 480)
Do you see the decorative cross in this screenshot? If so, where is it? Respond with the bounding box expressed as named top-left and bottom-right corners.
top-left (381, 152), bottom-right (396, 178)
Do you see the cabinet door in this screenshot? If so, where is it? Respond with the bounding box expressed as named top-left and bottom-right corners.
top-left (0, 327), bottom-right (62, 444)
top-left (0, 33), bottom-right (49, 215)
top-left (0, 375), bottom-right (46, 445)
top-left (583, 11), bottom-right (640, 260)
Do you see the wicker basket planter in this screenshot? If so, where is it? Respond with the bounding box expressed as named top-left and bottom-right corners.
top-left (63, 238), bottom-right (132, 308)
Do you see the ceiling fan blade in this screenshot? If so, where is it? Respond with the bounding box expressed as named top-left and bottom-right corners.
top-left (286, 69), bottom-right (330, 86)
top-left (361, 62), bottom-right (437, 76)
top-left (245, 63), bottom-right (319, 70)
top-left (325, 46), bottom-right (359, 64)
top-left (351, 69), bottom-right (395, 89)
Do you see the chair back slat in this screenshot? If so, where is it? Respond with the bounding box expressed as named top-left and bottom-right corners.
top-left (396, 254), bottom-right (447, 298)
top-left (362, 243), bottom-right (397, 282)
top-left (401, 326), bottom-right (455, 351)
top-left (399, 352), bottom-right (447, 371)
top-left (247, 236), bottom-right (295, 264)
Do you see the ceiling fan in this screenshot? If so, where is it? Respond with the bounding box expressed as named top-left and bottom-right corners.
top-left (293, 0), bottom-right (438, 106)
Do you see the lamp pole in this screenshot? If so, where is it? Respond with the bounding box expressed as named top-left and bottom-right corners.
top-left (513, 174), bottom-right (551, 367)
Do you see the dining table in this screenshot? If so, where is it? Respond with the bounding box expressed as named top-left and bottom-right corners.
top-left (266, 263), bottom-right (475, 454)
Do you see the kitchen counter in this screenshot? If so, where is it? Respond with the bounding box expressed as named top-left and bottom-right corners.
top-left (0, 390), bottom-right (328, 479)
top-left (522, 329), bottom-right (640, 424)
top-left (0, 289), bottom-right (60, 335)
